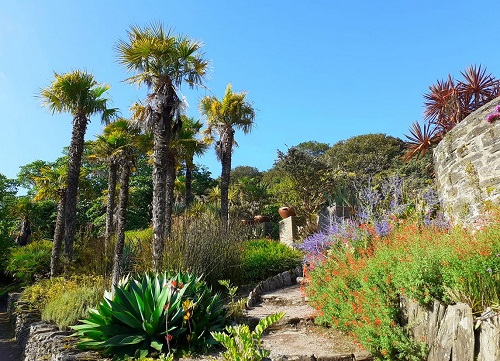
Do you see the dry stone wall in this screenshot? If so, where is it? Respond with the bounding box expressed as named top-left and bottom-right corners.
top-left (433, 98), bottom-right (500, 224)
top-left (401, 297), bottom-right (500, 361)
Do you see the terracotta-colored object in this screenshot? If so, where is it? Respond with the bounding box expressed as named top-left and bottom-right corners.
top-left (254, 215), bottom-right (271, 223)
top-left (278, 206), bottom-right (296, 219)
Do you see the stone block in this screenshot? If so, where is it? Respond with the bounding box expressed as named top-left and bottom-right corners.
top-left (427, 303), bottom-right (474, 361)
top-left (476, 314), bottom-right (500, 361)
top-left (279, 216), bottom-right (300, 246)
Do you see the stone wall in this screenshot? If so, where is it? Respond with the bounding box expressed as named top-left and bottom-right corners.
top-left (433, 99), bottom-right (500, 224)
top-left (8, 293), bottom-right (109, 361)
top-left (401, 297), bottom-right (500, 361)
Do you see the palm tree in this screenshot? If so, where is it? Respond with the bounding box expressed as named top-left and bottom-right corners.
top-left (200, 83), bottom-right (256, 227)
top-left (32, 162), bottom-right (67, 277)
top-left (117, 23), bottom-right (208, 271)
top-left (40, 70), bottom-right (116, 268)
top-left (107, 119), bottom-right (147, 288)
top-left (175, 116), bottom-right (208, 207)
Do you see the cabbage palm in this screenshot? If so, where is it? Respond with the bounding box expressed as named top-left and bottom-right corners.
top-left (117, 23), bottom-right (208, 271)
top-left (200, 83), bottom-right (255, 227)
top-left (40, 70), bottom-right (116, 268)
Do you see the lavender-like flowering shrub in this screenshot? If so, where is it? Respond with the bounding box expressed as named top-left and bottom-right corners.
top-left (298, 175), bottom-right (450, 263)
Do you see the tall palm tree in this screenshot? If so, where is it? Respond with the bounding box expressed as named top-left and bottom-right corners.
top-left (200, 83), bottom-right (256, 227)
top-left (32, 162), bottom-right (67, 277)
top-left (89, 118), bottom-right (150, 270)
top-left (107, 119), bottom-right (147, 288)
top-left (174, 116), bottom-right (208, 207)
top-left (40, 70), bottom-right (116, 269)
top-left (117, 23), bottom-right (208, 271)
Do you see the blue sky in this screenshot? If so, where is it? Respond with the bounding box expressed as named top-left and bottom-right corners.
top-left (1, 0), bottom-right (500, 180)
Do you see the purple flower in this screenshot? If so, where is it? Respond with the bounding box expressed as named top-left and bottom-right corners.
top-left (375, 219), bottom-right (391, 237)
top-left (486, 112), bottom-right (500, 123)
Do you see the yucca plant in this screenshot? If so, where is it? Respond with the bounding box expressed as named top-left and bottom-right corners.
top-left (72, 272), bottom-right (226, 359)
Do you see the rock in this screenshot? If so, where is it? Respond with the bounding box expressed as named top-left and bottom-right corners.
top-left (427, 303), bottom-right (474, 361)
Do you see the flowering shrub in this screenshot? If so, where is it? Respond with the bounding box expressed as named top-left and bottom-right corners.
top-left (306, 210), bottom-right (500, 360)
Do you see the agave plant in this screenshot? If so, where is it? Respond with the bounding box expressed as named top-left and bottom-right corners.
top-left (72, 272), bottom-right (226, 359)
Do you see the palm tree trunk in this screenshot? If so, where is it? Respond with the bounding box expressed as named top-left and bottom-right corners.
top-left (63, 114), bottom-right (88, 266)
top-left (220, 129), bottom-right (235, 229)
top-left (51, 190), bottom-right (66, 277)
top-left (152, 115), bottom-right (168, 272)
top-left (185, 160), bottom-right (193, 207)
top-left (165, 149), bottom-right (176, 237)
top-left (111, 162), bottom-right (131, 288)
top-left (105, 160), bottom-right (118, 274)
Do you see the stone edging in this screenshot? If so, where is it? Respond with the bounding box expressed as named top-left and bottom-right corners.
top-left (246, 266), bottom-right (303, 308)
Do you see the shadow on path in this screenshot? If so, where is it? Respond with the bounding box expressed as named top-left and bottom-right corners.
top-left (0, 305), bottom-right (19, 361)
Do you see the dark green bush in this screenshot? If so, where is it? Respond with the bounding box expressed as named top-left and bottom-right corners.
top-left (6, 239), bottom-right (52, 284)
top-left (72, 271), bottom-right (226, 359)
top-left (241, 239), bottom-right (303, 284)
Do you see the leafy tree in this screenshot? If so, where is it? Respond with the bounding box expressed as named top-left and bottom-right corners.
top-left (324, 133), bottom-right (405, 184)
top-left (40, 70), bottom-right (116, 272)
top-left (200, 83), bottom-right (256, 228)
top-left (295, 141), bottom-right (330, 158)
top-left (0, 174), bottom-right (17, 274)
top-left (230, 166), bottom-right (262, 185)
top-left (275, 147), bottom-right (332, 232)
top-left (190, 164), bottom-right (217, 200)
top-left (117, 23), bottom-right (208, 271)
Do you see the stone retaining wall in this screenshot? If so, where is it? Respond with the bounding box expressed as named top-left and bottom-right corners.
top-left (433, 98), bottom-right (500, 224)
top-left (8, 293), bottom-right (109, 361)
top-left (401, 297), bottom-right (500, 361)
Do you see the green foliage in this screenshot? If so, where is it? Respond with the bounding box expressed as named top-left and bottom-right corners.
top-left (324, 133), bottom-right (405, 183)
top-left (124, 216), bottom-right (244, 285)
top-left (42, 282), bottom-right (105, 329)
top-left (0, 173), bottom-right (18, 273)
top-left (306, 212), bottom-right (500, 360)
top-left (72, 272), bottom-right (226, 359)
top-left (21, 275), bottom-right (105, 311)
top-left (241, 239), bottom-right (303, 284)
top-left (211, 312), bottom-right (284, 361)
top-left (218, 279), bottom-right (247, 319)
top-left (6, 239), bottom-right (52, 283)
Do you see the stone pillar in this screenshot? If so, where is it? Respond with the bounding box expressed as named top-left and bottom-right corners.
top-left (279, 216), bottom-right (299, 247)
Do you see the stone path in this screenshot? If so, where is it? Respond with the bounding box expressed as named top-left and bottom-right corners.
top-left (0, 305), bottom-right (18, 361)
top-left (245, 283), bottom-right (373, 361)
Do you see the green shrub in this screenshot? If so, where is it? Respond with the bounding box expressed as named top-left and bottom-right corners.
top-left (21, 275), bottom-right (106, 328)
top-left (241, 239), bottom-right (303, 284)
top-left (72, 271), bottom-right (226, 359)
top-left (211, 312), bottom-right (284, 361)
top-left (6, 240), bottom-right (52, 284)
top-left (306, 212), bottom-right (500, 360)
top-left (42, 285), bottom-right (105, 329)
